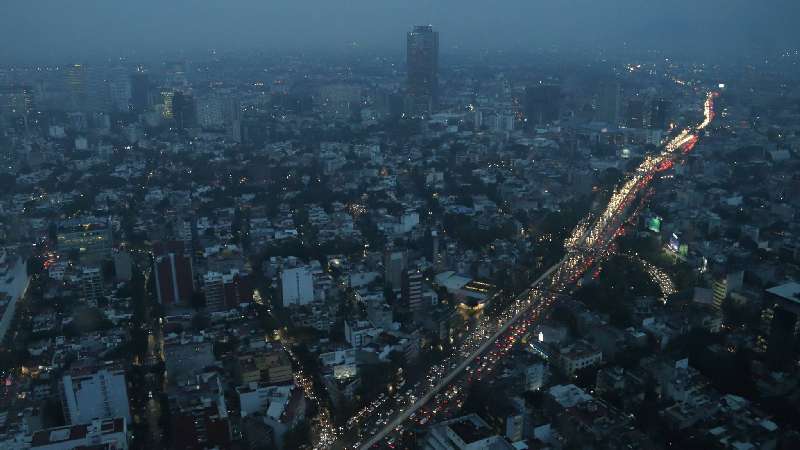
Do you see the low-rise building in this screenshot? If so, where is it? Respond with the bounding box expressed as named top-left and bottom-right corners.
top-left (29, 417), bottom-right (128, 450)
top-left (425, 413), bottom-right (514, 450)
top-left (558, 340), bottom-right (602, 376)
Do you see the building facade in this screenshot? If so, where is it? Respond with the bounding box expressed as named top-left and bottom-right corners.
top-left (407, 25), bottom-right (439, 115)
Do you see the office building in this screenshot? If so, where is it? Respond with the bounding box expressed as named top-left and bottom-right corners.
top-left (160, 89), bottom-right (175, 119)
top-left (649, 98), bottom-right (671, 130)
top-left (345, 320), bottom-right (381, 348)
top-left (407, 25), bottom-right (439, 115)
top-left (758, 282), bottom-right (800, 369)
top-left (130, 69), bottom-right (150, 113)
top-left (198, 94), bottom-right (225, 129)
top-left (57, 220), bottom-right (113, 262)
top-left (153, 241), bottom-right (195, 306)
top-left (172, 90), bottom-right (196, 129)
top-left (403, 268), bottom-right (424, 311)
top-left (79, 267), bottom-right (103, 304)
top-left (222, 270), bottom-right (253, 308)
top-left (61, 365), bottom-right (131, 425)
top-left (113, 250), bottom-right (133, 282)
top-left (164, 61), bottom-right (189, 89)
top-left (237, 383), bottom-right (295, 417)
top-left (526, 363), bottom-right (546, 391)
top-left (235, 345), bottom-right (293, 386)
top-left (524, 83), bottom-right (561, 125)
top-left (0, 84), bottom-right (34, 117)
top-left (108, 66), bottom-right (131, 113)
top-left (203, 271), bottom-right (226, 312)
top-left (597, 80), bottom-right (622, 126)
top-left (431, 230), bottom-right (442, 269)
top-left (712, 270), bottom-right (744, 310)
top-left (385, 251), bottom-right (406, 291)
top-left (201, 269), bottom-right (252, 312)
top-left (626, 98), bottom-right (645, 128)
top-left (281, 266), bottom-right (314, 307)
top-left (66, 64), bottom-right (89, 112)
top-left (0, 253), bottom-right (28, 344)
top-left (319, 83), bottom-right (361, 120)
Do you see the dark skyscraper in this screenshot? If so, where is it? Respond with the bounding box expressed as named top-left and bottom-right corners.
top-left (403, 268), bottom-right (424, 311)
top-left (130, 70), bottom-right (150, 114)
top-left (172, 91), bottom-right (197, 129)
top-left (524, 84), bottom-right (561, 126)
top-left (759, 282), bottom-right (800, 370)
top-left (649, 98), bottom-right (672, 130)
top-left (407, 25), bottom-right (439, 115)
top-left (597, 80), bottom-right (622, 126)
top-left (66, 64), bottom-right (89, 112)
top-left (626, 98), bottom-right (645, 128)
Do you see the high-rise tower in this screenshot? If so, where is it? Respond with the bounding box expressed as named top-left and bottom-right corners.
top-left (130, 68), bottom-right (150, 114)
top-left (525, 84), bottom-right (561, 126)
top-left (407, 25), bottom-right (439, 115)
top-left (597, 80), bottom-right (622, 126)
top-left (66, 64), bottom-right (89, 112)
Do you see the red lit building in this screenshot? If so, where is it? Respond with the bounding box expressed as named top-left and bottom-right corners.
top-left (153, 241), bottom-right (195, 305)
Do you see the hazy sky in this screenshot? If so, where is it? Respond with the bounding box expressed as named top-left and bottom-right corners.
top-left (2, 0), bottom-right (799, 62)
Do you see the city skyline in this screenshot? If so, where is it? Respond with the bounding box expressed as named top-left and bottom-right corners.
top-left (1, 4), bottom-right (800, 450)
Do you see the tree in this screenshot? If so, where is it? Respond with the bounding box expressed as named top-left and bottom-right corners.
top-left (191, 313), bottom-right (210, 331)
top-left (190, 291), bottom-right (207, 310)
top-left (282, 421), bottom-right (311, 449)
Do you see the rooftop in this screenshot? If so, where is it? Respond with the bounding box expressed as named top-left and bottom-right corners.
top-left (766, 282), bottom-right (800, 304)
top-left (549, 384), bottom-right (593, 408)
top-left (446, 414), bottom-right (494, 444)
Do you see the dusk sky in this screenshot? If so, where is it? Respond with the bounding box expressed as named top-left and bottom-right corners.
top-left (2, 0), bottom-right (800, 61)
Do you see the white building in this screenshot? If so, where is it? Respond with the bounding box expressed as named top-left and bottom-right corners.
top-left (61, 367), bottom-right (131, 425)
top-left (398, 211), bottom-right (420, 233)
top-left (558, 341), bottom-right (603, 376)
top-left (548, 384), bottom-right (593, 408)
top-left (525, 363), bottom-right (546, 391)
top-left (333, 363), bottom-right (358, 380)
top-left (29, 417), bottom-right (128, 450)
top-left (281, 266), bottom-right (314, 307)
top-left (0, 254), bottom-right (31, 342)
top-left (319, 348), bottom-right (357, 367)
top-left (236, 383), bottom-right (294, 418)
top-left (344, 320), bottom-right (382, 348)
top-left (198, 95), bottom-right (224, 129)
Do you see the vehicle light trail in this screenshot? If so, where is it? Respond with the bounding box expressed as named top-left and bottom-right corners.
top-left (623, 254), bottom-right (677, 302)
top-left (333, 91), bottom-right (718, 450)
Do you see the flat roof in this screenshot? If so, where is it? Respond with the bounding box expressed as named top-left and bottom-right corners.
top-left (449, 419), bottom-right (492, 444)
top-left (435, 271), bottom-right (472, 291)
top-left (766, 282), bottom-right (800, 305)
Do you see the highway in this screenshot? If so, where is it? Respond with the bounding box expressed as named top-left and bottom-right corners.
top-left (333, 91), bottom-right (718, 450)
top-left (356, 258), bottom-right (567, 449)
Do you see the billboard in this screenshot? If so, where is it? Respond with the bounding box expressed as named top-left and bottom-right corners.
top-left (647, 216), bottom-right (662, 233)
top-left (669, 233), bottom-right (680, 253)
